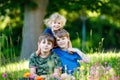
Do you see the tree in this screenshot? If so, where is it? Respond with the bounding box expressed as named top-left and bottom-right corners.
top-left (20, 0), bottom-right (49, 59)
top-left (0, 0), bottom-right (120, 60)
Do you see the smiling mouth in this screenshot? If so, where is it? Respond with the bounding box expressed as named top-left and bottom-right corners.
top-left (55, 26), bottom-right (60, 28)
top-left (55, 27), bottom-right (59, 29)
top-left (59, 43), bottom-right (65, 45)
top-left (44, 47), bottom-right (49, 49)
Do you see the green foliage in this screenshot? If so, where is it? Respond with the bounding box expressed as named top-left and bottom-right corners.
top-left (0, 52), bottom-right (120, 79)
top-left (0, 69), bottom-right (29, 80)
top-left (0, 0), bottom-right (120, 59)
top-left (0, 26), bottom-right (22, 64)
top-left (87, 16), bottom-right (120, 51)
top-left (0, 0), bottom-right (38, 15)
top-left (67, 16), bottom-right (120, 52)
top-left (47, 0), bottom-right (120, 20)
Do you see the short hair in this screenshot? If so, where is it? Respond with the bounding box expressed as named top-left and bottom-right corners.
top-left (44, 13), bottom-right (66, 28)
top-left (54, 29), bottom-right (70, 38)
top-left (38, 34), bottom-right (55, 46)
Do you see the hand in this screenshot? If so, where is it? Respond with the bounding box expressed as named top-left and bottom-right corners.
top-left (67, 48), bottom-right (77, 54)
top-left (36, 42), bottom-right (41, 56)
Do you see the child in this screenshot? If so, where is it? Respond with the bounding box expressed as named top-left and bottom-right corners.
top-left (43, 12), bottom-right (66, 37)
top-left (29, 34), bottom-right (62, 79)
top-left (43, 12), bottom-right (72, 48)
top-left (53, 29), bottom-right (90, 74)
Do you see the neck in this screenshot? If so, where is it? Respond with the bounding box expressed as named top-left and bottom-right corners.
top-left (61, 47), bottom-right (68, 51)
top-left (40, 51), bottom-right (50, 58)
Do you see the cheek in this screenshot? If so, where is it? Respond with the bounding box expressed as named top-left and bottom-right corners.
top-left (60, 22), bottom-right (63, 26)
top-left (49, 44), bottom-right (53, 47)
top-left (64, 40), bottom-right (69, 44)
top-left (49, 45), bottom-right (53, 50)
top-left (38, 42), bottom-right (41, 47)
top-left (57, 41), bottom-right (60, 44)
top-left (58, 24), bottom-right (62, 27)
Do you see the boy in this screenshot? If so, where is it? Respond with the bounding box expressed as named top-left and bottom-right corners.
top-left (53, 29), bottom-right (90, 74)
top-left (29, 34), bottom-right (62, 79)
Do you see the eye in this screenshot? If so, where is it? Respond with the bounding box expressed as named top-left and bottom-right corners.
top-left (48, 42), bottom-right (52, 45)
top-left (62, 37), bottom-right (65, 40)
top-left (58, 22), bottom-right (61, 24)
top-left (54, 22), bottom-right (56, 24)
top-left (56, 39), bottom-right (60, 41)
top-left (42, 41), bottom-right (45, 44)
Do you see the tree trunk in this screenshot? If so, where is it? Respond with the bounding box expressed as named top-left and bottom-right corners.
top-left (20, 0), bottom-right (49, 60)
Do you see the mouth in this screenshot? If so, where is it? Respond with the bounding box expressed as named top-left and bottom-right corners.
top-left (54, 26), bottom-right (60, 29)
top-left (59, 43), bottom-right (65, 46)
top-left (44, 47), bottom-right (49, 50)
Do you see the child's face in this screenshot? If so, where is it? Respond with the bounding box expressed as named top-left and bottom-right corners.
top-left (38, 39), bottom-right (53, 53)
top-left (51, 21), bottom-right (62, 31)
top-left (56, 36), bottom-right (69, 50)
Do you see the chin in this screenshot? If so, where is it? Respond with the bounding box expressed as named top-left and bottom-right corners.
top-left (43, 50), bottom-right (49, 52)
top-left (60, 46), bottom-right (66, 49)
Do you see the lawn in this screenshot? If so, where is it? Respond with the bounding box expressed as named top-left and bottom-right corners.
top-left (0, 52), bottom-right (120, 80)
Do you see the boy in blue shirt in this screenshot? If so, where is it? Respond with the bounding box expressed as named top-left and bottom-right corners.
top-left (53, 29), bottom-right (90, 74)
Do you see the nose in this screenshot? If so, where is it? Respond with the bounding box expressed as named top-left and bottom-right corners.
top-left (45, 43), bottom-right (48, 46)
top-left (59, 40), bottom-right (63, 43)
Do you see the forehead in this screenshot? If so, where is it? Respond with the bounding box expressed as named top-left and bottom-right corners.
top-left (56, 36), bottom-right (67, 39)
top-left (41, 39), bottom-right (52, 43)
top-left (52, 20), bottom-right (62, 23)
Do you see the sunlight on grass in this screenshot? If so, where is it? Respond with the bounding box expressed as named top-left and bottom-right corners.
top-left (1, 52), bottom-right (120, 73)
top-left (0, 52), bottom-right (120, 79)
top-left (0, 16), bottom-right (10, 30)
top-left (0, 60), bottom-right (29, 73)
top-left (88, 52), bottom-right (120, 63)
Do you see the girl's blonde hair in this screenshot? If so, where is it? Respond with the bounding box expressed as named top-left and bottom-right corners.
top-left (44, 13), bottom-right (66, 28)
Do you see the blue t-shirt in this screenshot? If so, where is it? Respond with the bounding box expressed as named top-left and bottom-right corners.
top-left (43, 27), bottom-right (54, 37)
top-left (52, 48), bottom-right (82, 74)
top-left (43, 27), bottom-right (58, 47)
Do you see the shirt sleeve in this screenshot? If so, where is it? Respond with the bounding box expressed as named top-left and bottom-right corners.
top-left (73, 52), bottom-right (82, 60)
top-left (77, 53), bottom-right (82, 60)
top-left (29, 53), bottom-right (36, 68)
top-left (43, 28), bottom-right (54, 36)
top-left (52, 48), bottom-right (62, 56)
top-left (53, 53), bottom-right (62, 68)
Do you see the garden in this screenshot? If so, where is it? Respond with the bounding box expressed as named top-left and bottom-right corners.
top-left (0, 52), bottom-right (120, 80)
top-left (0, 0), bottom-right (120, 80)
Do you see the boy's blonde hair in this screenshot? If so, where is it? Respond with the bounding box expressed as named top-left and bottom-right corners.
top-left (44, 13), bottom-right (66, 28)
top-left (38, 34), bottom-right (55, 46)
top-left (54, 29), bottom-right (70, 39)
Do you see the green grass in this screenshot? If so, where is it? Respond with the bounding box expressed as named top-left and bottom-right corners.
top-left (0, 52), bottom-right (120, 80)
top-left (0, 60), bottom-right (29, 73)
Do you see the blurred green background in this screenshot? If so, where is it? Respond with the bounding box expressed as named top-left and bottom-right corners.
top-left (0, 0), bottom-right (120, 61)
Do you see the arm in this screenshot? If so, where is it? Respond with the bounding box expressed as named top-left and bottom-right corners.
top-left (30, 67), bottom-right (38, 77)
top-left (30, 68), bottom-right (47, 79)
top-left (68, 48), bottom-right (90, 63)
top-left (43, 28), bottom-right (54, 37)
